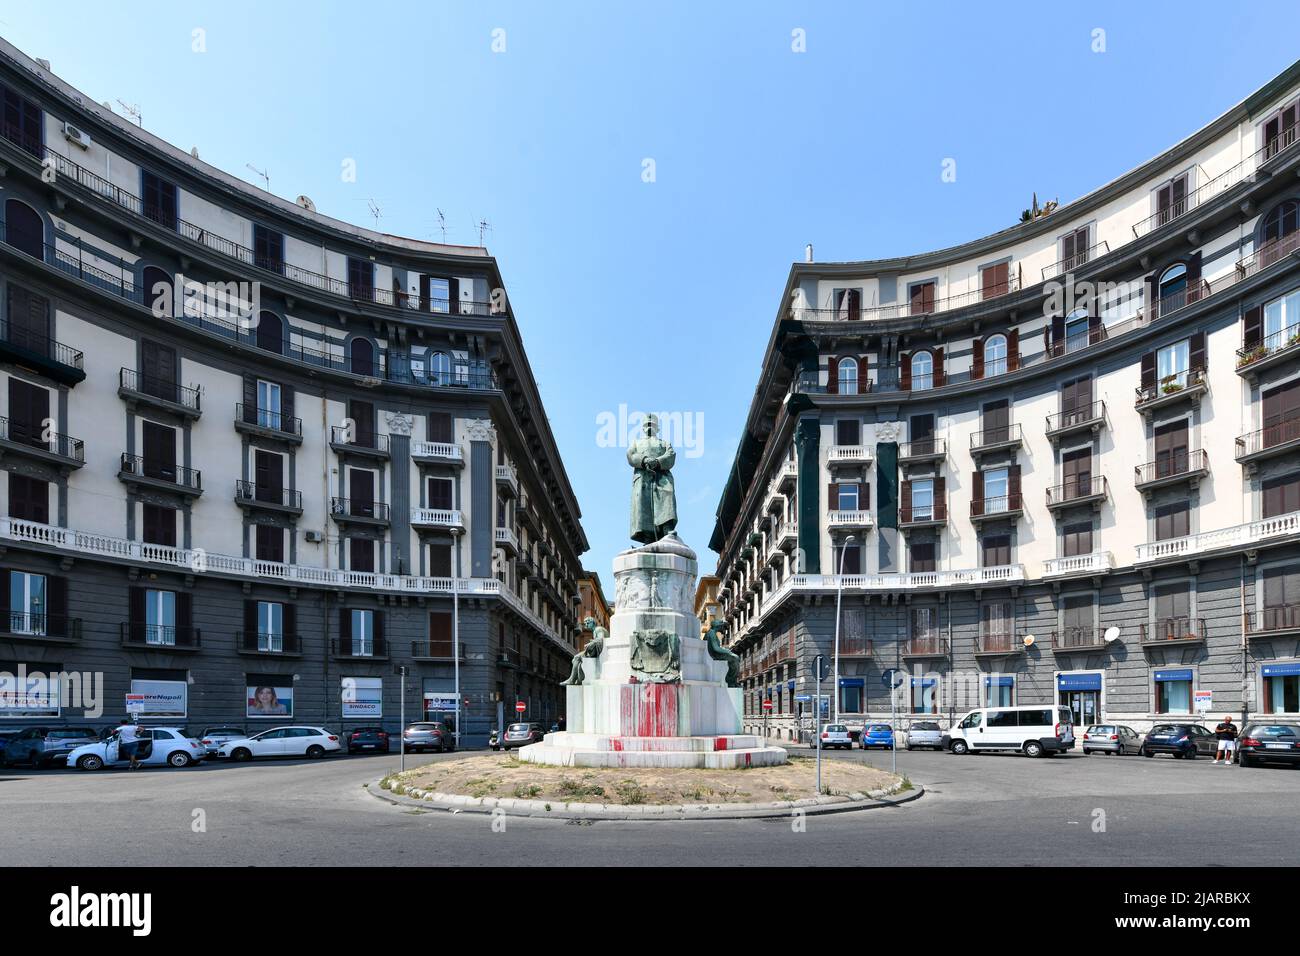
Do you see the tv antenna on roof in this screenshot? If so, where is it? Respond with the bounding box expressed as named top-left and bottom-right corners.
top-left (366, 199), bottom-right (382, 229)
top-left (477, 218), bottom-right (492, 246)
top-left (436, 208), bottom-right (447, 243)
top-left (116, 99), bottom-right (142, 127)
top-left (245, 163), bottom-right (270, 192)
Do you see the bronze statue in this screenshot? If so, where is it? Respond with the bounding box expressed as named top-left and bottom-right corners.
top-left (703, 620), bottom-right (740, 688)
top-left (562, 616), bottom-right (607, 686)
top-left (627, 414), bottom-right (677, 544)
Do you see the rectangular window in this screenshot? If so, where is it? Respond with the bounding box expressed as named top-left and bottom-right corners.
top-left (141, 170), bottom-right (178, 230)
top-left (349, 537), bottom-right (375, 573)
top-left (1062, 521), bottom-right (1093, 557)
top-left (141, 420), bottom-right (177, 482)
top-left (1153, 583), bottom-right (1191, 639)
top-left (1, 83), bottom-right (44, 156)
top-left (909, 541), bottom-right (936, 573)
top-left (1263, 674), bottom-right (1300, 714)
top-left (1062, 445), bottom-right (1093, 499)
top-left (145, 589), bottom-right (177, 645)
top-left (984, 679), bottom-right (1014, 708)
top-left (983, 467), bottom-right (1009, 512)
top-left (1261, 566), bottom-right (1300, 632)
top-left (347, 257), bottom-right (374, 300)
top-left (981, 534), bottom-right (1011, 567)
top-left (1154, 500), bottom-right (1190, 541)
top-left (910, 607), bottom-right (937, 640)
top-left (836, 483), bottom-right (859, 511)
top-left (428, 476), bottom-right (454, 510)
top-left (1156, 677), bottom-right (1193, 715)
top-left (257, 380), bottom-right (282, 429)
top-left (1156, 173), bottom-right (1188, 225)
top-left (428, 411), bottom-right (454, 443)
top-left (909, 281), bottom-right (936, 316)
top-left (8, 570), bottom-right (47, 635)
top-left (427, 277), bottom-right (450, 313)
top-left (7, 473), bottom-right (49, 523)
top-left (1061, 226), bottom-right (1090, 270)
top-left (981, 399), bottom-right (1010, 442)
top-left (252, 224), bottom-right (285, 274)
top-left (981, 601), bottom-right (1013, 641)
top-left (258, 601), bottom-right (284, 652)
top-left (839, 683), bottom-right (863, 714)
top-left (910, 679), bottom-right (938, 714)
top-left (1262, 472), bottom-right (1300, 519)
top-left (1260, 98), bottom-right (1299, 159)
top-left (429, 544), bottom-right (453, 577)
top-left (351, 609), bottom-right (374, 656)
top-left (835, 544), bottom-right (861, 575)
top-left (255, 524), bottom-right (284, 563)
top-left (911, 479), bottom-right (934, 520)
top-left (1157, 339), bottom-right (1190, 384)
top-left (141, 503), bottom-right (177, 547)
top-left (835, 419), bottom-right (860, 446)
top-left (1061, 594), bottom-right (1094, 645)
top-left (7, 378), bottom-right (50, 448)
top-left (980, 262), bottom-right (1009, 299)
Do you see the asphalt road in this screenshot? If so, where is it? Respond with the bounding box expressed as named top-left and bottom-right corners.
top-left (2, 746), bottom-right (1297, 866)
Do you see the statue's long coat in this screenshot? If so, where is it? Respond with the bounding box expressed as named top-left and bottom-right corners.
top-left (628, 437), bottom-right (677, 543)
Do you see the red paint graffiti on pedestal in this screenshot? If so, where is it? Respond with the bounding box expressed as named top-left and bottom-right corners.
top-left (619, 681), bottom-right (679, 737)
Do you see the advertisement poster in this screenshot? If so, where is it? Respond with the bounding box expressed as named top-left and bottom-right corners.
top-left (129, 679), bottom-right (187, 718)
top-left (342, 677), bottom-right (382, 718)
top-left (246, 685), bottom-right (293, 718)
top-left (0, 670), bottom-right (59, 717)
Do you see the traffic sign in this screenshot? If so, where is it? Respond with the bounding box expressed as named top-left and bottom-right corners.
top-left (881, 668), bottom-right (904, 690)
top-left (515, 701), bottom-right (526, 713)
top-left (762, 699), bottom-right (773, 711)
top-left (125, 694), bottom-right (145, 714)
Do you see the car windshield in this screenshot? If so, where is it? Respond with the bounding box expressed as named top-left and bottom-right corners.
top-left (1244, 724), bottom-right (1299, 739)
top-left (508, 724), bottom-right (530, 732)
top-left (869, 725), bottom-right (892, 732)
top-left (1150, 725), bottom-right (1185, 735)
top-left (825, 725), bottom-right (848, 733)
top-left (913, 722), bottom-right (939, 731)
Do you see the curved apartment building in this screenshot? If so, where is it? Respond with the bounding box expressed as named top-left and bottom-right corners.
top-left (712, 60), bottom-right (1300, 739)
top-left (0, 40), bottom-right (587, 739)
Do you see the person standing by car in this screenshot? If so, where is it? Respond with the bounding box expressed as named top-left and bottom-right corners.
top-left (117, 718), bottom-right (143, 770)
top-left (1213, 715), bottom-right (1238, 765)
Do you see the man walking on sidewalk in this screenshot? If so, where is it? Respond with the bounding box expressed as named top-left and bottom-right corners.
top-left (1212, 715), bottom-right (1238, 765)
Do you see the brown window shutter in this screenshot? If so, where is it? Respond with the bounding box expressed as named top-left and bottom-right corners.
top-left (339, 608), bottom-right (352, 645)
top-left (1140, 351), bottom-right (1156, 391)
top-left (934, 476), bottom-right (946, 519)
top-left (282, 387), bottom-right (294, 427)
top-left (1144, 272), bottom-right (1159, 318)
top-left (1051, 314), bottom-right (1065, 349)
top-left (899, 353), bottom-right (911, 391)
top-left (48, 576), bottom-right (68, 637)
top-left (972, 471), bottom-right (985, 513)
top-left (827, 356), bottom-right (838, 394)
top-left (284, 604), bottom-right (296, 640)
top-left (827, 483), bottom-right (838, 512)
top-left (862, 482), bottom-right (870, 508)
top-left (0, 570), bottom-right (8, 618)
top-left (374, 610), bottom-right (384, 651)
top-left (244, 600), bottom-right (257, 636)
top-left (1009, 464), bottom-right (1021, 505)
top-left (243, 376), bottom-right (258, 422)
top-left (1189, 331), bottom-right (1206, 372)
top-left (1007, 329), bottom-right (1020, 370)
top-left (933, 347), bottom-right (945, 388)
top-left (971, 338), bottom-right (985, 380)
top-left (1243, 305), bottom-right (1263, 350)
top-left (177, 591), bottom-right (193, 633)
top-left (848, 289), bottom-right (861, 322)
top-left (858, 356), bottom-right (870, 394)
top-left (1186, 250), bottom-right (1202, 291)
top-left (900, 479), bottom-right (912, 522)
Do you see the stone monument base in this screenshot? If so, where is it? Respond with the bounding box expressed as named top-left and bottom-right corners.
top-left (517, 731), bottom-right (787, 769)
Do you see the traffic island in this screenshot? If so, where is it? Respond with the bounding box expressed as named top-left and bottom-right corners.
top-left (371, 752), bottom-right (918, 820)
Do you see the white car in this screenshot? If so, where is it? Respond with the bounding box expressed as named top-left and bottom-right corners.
top-left (217, 726), bottom-right (341, 761)
top-left (67, 727), bottom-right (206, 771)
top-left (810, 723), bottom-right (854, 750)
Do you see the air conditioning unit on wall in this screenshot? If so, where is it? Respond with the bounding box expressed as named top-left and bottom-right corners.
top-left (304, 530), bottom-right (323, 543)
top-left (63, 122), bottom-right (91, 149)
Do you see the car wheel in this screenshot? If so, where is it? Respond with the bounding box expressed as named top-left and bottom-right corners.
top-left (1184, 750), bottom-right (1196, 760)
top-left (1082, 749), bottom-right (1091, 755)
top-left (306, 745), bottom-right (325, 759)
top-left (1240, 755), bottom-right (1254, 768)
top-left (231, 747), bottom-right (252, 762)
top-left (906, 745), bottom-right (914, 751)
top-left (1023, 741), bottom-right (1044, 758)
top-left (1143, 748), bottom-right (1154, 758)
top-left (950, 740), bottom-right (969, 756)
top-left (77, 754), bottom-right (104, 771)
top-left (168, 751), bottom-right (191, 768)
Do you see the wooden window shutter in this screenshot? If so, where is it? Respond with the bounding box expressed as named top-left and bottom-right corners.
top-left (281, 386), bottom-right (294, 426)
top-left (177, 591), bottom-right (193, 631)
top-left (827, 356), bottom-right (839, 394)
top-left (971, 338), bottom-right (985, 380)
top-left (1007, 329), bottom-right (1020, 370)
top-left (129, 587), bottom-right (145, 636)
top-left (1051, 314), bottom-right (1065, 348)
top-left (900, 479), bottom-right (912, 522)
top-left (0, 569), bottom-right (11, 618)
top-left (1243, 306), bottom-right (1263, 350)
top-left (374, 609), bottom-right (385, 651)
top-left (827, 482), bottom-right (838, 512)
top-left (862, 482), bottom-right (870, 508)
top-left (900, 353), bottom-right (911, 391)
top-left (284, 604), bottom-right (296, 641)
top-left (1187, 250), bottom-right (1202, 283)
top-left (933, 347), bottom-right (945, 388)
top-left (1189, 331), bottom-right (1206, 372)
top-left (847, 289), bottom-right (861, 322)
top-left (1144, 272), bottom-right (1159, 317)
top-left (1140, 351), bottom-right (1156, 391)
top-left (339, 608), bottom-right (352, 645)
top-left (48, 575), bottom-right (68, 637)
top-left (934, 476), bottom-right (946, 519)
top-left (972, 470), bottom-right (985, 511)
top-left (858, 356), bottom-right (870, 394)
top-left (244, 600), bottom-right (258, 637)
top-left (1009, 464), bottom-right (1021, 504)
top-left (242, 376), bottom-right (258, 422)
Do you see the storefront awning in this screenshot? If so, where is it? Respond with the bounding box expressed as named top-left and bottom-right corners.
top-left (1057, 673), bottom-right (1103, 691)
top-left (1154, 668), bottom-right (1194, 683)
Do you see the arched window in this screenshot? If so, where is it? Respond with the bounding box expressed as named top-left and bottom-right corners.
top-left (1065, 307), bottom-right (1089, 353)
top-left (349, 338), bottom-right (375, 376)
top-left (142, 265), bottom-right (173, 316)
top-left (910, 351), bottom-right (933, 390)
top-left (1262, 199), bottom-right (1299, 245)
top-left (836, 357), bottom-right (858, 393)
top-left (427, 351), bottom-right (451, 385)
top-left (1158, 263), bottom-right (1187, 304)
top-left (984, 334), bottom-right (1008, 377)
top-left (4, 199), bottom-right (43, 260)
top-left (256, 311), bottom-right (283, 353)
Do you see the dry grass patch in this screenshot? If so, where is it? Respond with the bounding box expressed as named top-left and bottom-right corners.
top-left (390, 753), bottom-right (901, 806)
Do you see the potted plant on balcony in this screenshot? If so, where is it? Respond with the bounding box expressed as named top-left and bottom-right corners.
top-left (1237, 345), bottom-right (1269, 368)
top-left (1160, 375), bottom-right (1184, 395)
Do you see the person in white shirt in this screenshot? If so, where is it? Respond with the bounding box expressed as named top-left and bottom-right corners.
top-left (117, 718), bottom-right (143, 770)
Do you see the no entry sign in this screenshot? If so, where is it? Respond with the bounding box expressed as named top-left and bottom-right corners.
top-left (762, 699), bottom-right (773, 711)
top-left (515, 701), bottom-right (526, 713)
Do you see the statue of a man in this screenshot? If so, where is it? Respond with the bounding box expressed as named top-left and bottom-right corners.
top-left (703, 620), bottom-right (741, 689)
top-left (562, 616), bottom-right (607, 686)
top-left (628, 414), bottom-right (677, 544)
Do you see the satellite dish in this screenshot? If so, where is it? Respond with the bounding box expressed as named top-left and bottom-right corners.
top-left (1103, 626), bottom-right (1121, 643)
top-left (1022, 634), bottom-right (1036, 647)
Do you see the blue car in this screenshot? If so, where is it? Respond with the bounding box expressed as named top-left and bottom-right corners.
top-left (861, 724), bottom-right (896, 750)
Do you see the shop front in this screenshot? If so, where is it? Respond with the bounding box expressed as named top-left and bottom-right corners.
top-left (1057, 671), bottom-right (1103, 726)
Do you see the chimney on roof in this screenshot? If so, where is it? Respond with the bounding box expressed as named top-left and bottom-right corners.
top-left (805, 243), bottom-right (814, 263)
top-left (35, 59), bottom-right (51, 71)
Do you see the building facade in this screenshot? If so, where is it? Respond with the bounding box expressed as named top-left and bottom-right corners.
top-left (712, 62), bottom-right (1300, 741)
top-left (0, 41), bottom-right (587, 742)
top-left (695, 575), bottom-right (720, 637)
top-left (576, 571), bottom-right (611, 651)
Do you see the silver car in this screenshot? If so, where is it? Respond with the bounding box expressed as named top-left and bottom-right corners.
top-left (1082, 724), bottom-right (1143, 755)
top-left (906, 720), bottom-right (944, 751)
top-left (197, 726), bottom-right (247, 758)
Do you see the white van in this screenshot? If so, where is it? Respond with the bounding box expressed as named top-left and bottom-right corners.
top-left (942, 705), bottom-right (1075, 757)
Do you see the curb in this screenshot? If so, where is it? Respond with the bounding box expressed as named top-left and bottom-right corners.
top-left (365, 776), bottom-right (924, 821)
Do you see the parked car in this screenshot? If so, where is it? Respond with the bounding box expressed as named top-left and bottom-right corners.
top-left (196, 726), bottom-right (247, 758)
top-left (345, 727), bottom-right (391, 754)
top-left (1082, 724), bottom-right (1143, 755)
top-left (402, 722), bottom-right (455, 753)
top-left (861, 724), bottom-right (896, 750)
top-left (488, 728), bottom-right (502, 751)
top-left (2, 726), bottom-right (101, 768)
top-left (943, 705), bottom-right (1075, 757)
top-left (808, 723), bottom-right (852, 750)
top-left (905, 721), bottom-right (943, 751)
top-left (1238, 722), bottom-right (1300, 768)
top-left (218, 727), bottom-right (341, 761)
top-left (501, 723), bottom-right (544, 749)
top-left (1141, 723), bottom-right (1217, 759)
top-left (67, 727), bottom-right (206, 771)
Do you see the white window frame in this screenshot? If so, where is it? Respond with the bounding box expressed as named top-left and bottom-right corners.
top-left (984, 334), bottom-right (1008, 377)
top-left (910, 351), bottom-right (933, 390)
top-left (145, 589), bottom-right (177, 646)
top-left (8, 571), bottom-right (47, 635)
top-left (351, 609), bottom-right (374, 657)
top-left (258, 601), bottom-right (284, 652)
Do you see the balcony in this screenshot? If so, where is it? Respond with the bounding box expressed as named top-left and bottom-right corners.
top-left (495, 465), bottom-right (519, 498)
top-left (1136, 509), bottom-right (1300, 564)
top-left (970, 493), bottom-right (1023, 525)
top-left (828, 445), bottom-right (874, 466)
top-left (411, 441), bottom-right (465, 467)
top-left (1045, 401), bottom-right (1107, 443)
top-left (902, 636), bottom-right (949, 659)
top-left (776, 460), bottom-right (798, 492)
top-left (1235, 417), bottom-right (1300, 468)
top-left (1045, 475), bottom-right (1109, 512)
top-left (236, 631), bottom-right (302, 656)
top-left (516, 494), bottom-right (539, 532)
top-left (1134, 367), bottom-right (1207, 414)
top-left (1051, 627), bottom-right (1109, 652)
top-left (1041, 240), bottom-right (1110, 281)
top-left (1134, 449), bottom-right (1209, 494)
top-left (234, 481), bottom-right (304, 517)
top-left (1, 611), bottom-right (82, 643)
top-left (118, 454), bottom-right (203, 498)
top-left (234, 404), bottom-right (303, 444)
top-left (330, 637), bottom-right (389, 660)
top-left (329, 426), bottom-right (390, 460)
top-left (1139, 617), bottom-right (1206, 647)
top-left (827, 510), bottom-right (874, 530)
top-left (0, 417), bottom-right (85, 471)
top-left (898, 438), bottom-right (946, 465)
top-left (410, 507), bottom-right (464, 532)
top-left (329, 497), bottom-right (391, 526)
top-left (1246, 606), bottom-right (1300, 640)
top-left (495, 526), bottom-right (519, 555)
top-left (899, 500), bottom-right (947, 530)
top-left (970, 424), bottom-right (1023, 456)
top-left (1236, 321), bottom-right (1300, 378)
top-left (1148, 278), bottom-right (1210, 322)
top-left (0, 318), bottom-right (86, 387)
top-left (118, 368), bottom-right (202, 418)
top-left (411, 640), bottom-right (466, 660)
top-left (775, 521), bottom-right (798, 552)
top-left (975, 632), bottom-right (1025, 657)
top-left (120, 623), bottom-right (201, 651)
top-left (1045, 325), bottom-right (1109, 361)
top-left (1043, 551), bottom-right (1115, 579)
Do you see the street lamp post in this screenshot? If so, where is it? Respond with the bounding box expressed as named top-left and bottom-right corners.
top-left (832, 534), bottom-right (855, 722)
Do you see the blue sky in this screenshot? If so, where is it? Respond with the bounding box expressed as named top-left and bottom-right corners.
top-left (4, 1), bottom-right (1298, 578)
